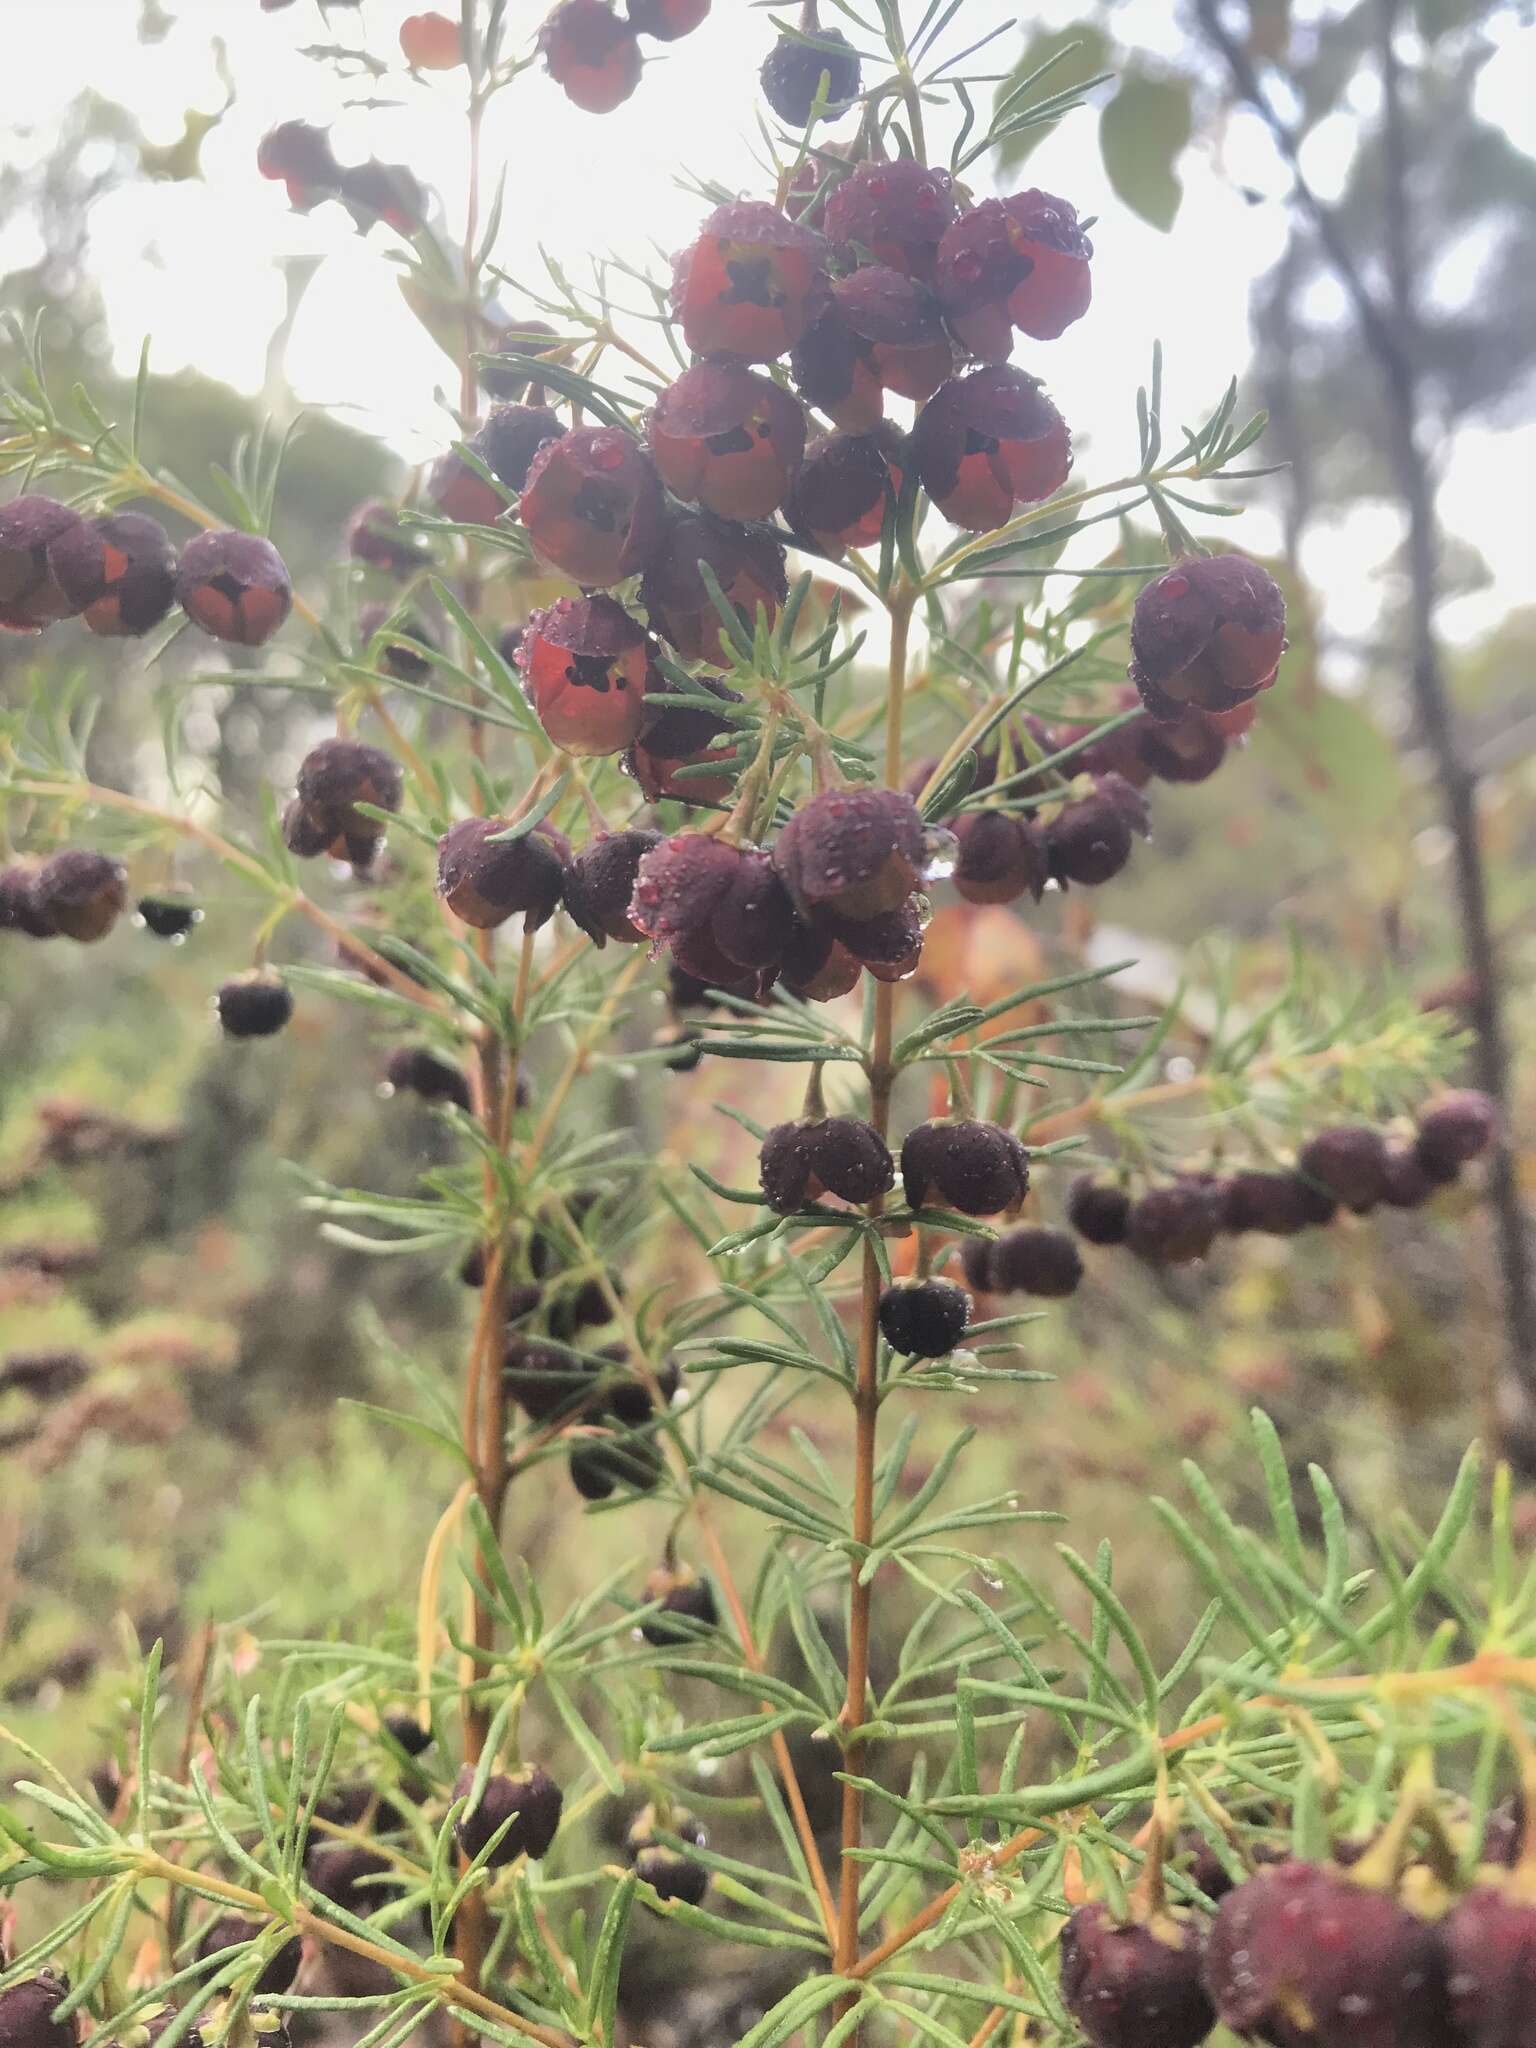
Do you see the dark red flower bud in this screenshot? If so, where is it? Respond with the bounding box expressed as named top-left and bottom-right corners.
top-left (759, 1115), bottom-right (894, 1214)
top-left (427, 450), bottom-right (505, 527)
top-left (1060, 1901), bottom-right (1213, 2048)
top-left (281, 799), bottom-right (335, 861)
top-left (629, 833), bottom-right (742, 950)
top-left (911, 367), bottom-right (1070, 531)
top-left (900, 1118), bottom-right (1030, 1216)
top-left (833, 266), bottom-right (954, 401)
top-left (1135, 710), bottom-right (1228, 784)
top-left (633, 1846), bottom-right (709, 1904)
top-left (136, 893), bottom-right (201, 940)
top-left (1220, 1169), bottom-right (1336, 1236)
top-left (627, 0), bottom-right (709, 37)
top-left (711, 850), bottom-right (800, 970)
top-left (640, 510), bottom-right (787, 665)
top-left (50, 512), bottom-right (177, 637)
top-left (1130, 554), bottom-right (1287, 723)
top-left (783, 140), bottom-right (855, 226)
top-left (999, 190), bottom-right (1092, 340)
top-left (0, 1974), bottom-right (79, 2048)
top-left (503, 1335), bottom-right (598, 1421)
top-left (296, 739), bottom-right (405, 853)
top-left (785, 428), bottom-right (904, 557)
top-left (627, 668), bottom-right (745, 803)
top-left (197, 1916), bottom-right (302, 1996)
top-left (773, 785), bottom-right (925, 919)
top-left (1380, 1144), bottom-right (1437, 1209)
top-left (358, 602), bottom-right (436, 684)
top-left (814, 897), bottom-right (924, 981)
top-left (778, 922), bottom-right (861, 1002)
top-left (216, 974), bottom-right (294, 1040)
top-left (346, 498), bottom-right (428, 575)
top-left (988, 1224), bottom-right (1082, 1297)
top-left (436, 816), bottom-right (570, 930)
top-left (256, 121), bottom-right (340, 206)
top-left (400, 11), bottom-right (462, 67)
top-left (384, 1046), bottom-right (472, 1111)
top-left (570, 1434), bottom-right (664, 1499)
top-left (0, 866), bottom-right (60, 940)
top-left (382, 1708), bottom-right (434, 1756)
top-left (671, 200), bottom-right (829, 362)
top-left (1067, 1176), bottom-right (1131, 1245)
top-left (760, 28), bottom-right (862, 126)
top-left (176, 531), bottom-right (292, 646)
top-left (640, 1564), bottom-right (718, 1645)
top-left (823, 160), bottom-right (958, 279)
top-left (934, 200), bottom-right (1035, 361)
top-left (340, 161), bottom-right (429, 236)
top-left (958, 1234), bottom-right (995, 1294)
top-left (307, 1842), bottom-right (392, 1917)
top-left (789, 307), bottom-right (884, 433)
top-left (952, 809), bottom-right (1047, 905)
top-left (1203, 1860), bottom-right (1449, 2048)
top-left (453, 1765), bottom-right (562, 1864)
top-left (878, 1277), bottom-right (970, 1357)
top-left (1296, 1126), bottom-right (1390, 1215)
top-left (562, 828), bottom-right (663, 945)
top-left (32, 850), bottom-right (127, 944)
top-left (1126, 1181), bottom-right (1218, 1265)
top-left (473, 404), bottom-right (566, 492)
top-left (1415, 1089), bottom-right (1499, 1181)
top-left (0, 496), bottom-right (91, 632)
top-left (649, 362), bottom-right (806, 522)
top-left (517, 595), bottom-right (659, 755)
top-left (481, 319), bottom-right (560, 402)
top-left (540, 0), bottom-right (642, 111)
top-left (1046, 787), bottom-right (1136, 887)
top-left (1442, 1880), bottom-right (1536, 2047)
top-left (520, 426), bottom-right (663, 586)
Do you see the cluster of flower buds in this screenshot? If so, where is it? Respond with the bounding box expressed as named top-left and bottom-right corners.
top-left (255, 119), bottom-right (429, 236)
top-left (0, 497), bottom-right (291, 648)
top-left (539, 0), bottom-right (710, 114)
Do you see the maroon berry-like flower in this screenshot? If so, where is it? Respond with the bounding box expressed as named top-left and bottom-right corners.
top-left (453, 1765), bottom-right (563, 1864)
top-left (911, 367), bottom-right (1071, 532)
top-left (1136, 710), bottom-right (1228, 784)
top-left (640, 1564), bottom-right (718, 1645)
top-left (1067, 1176), bottom-right (1131, 1246)
top-left (778, 922), bottom-right (861, 1002)
top-left (1203, 1860), bottom-right (1449, 2047)
top-left (671, 200), bottom-right (829, 363)
top-left (540, 0), bottom-right (642, 112)
top-left (640, 511), bottom-right (787, 665)
top-left (517, 595), bottom-right (659, 756)
top-left (562, 828), bottom-right (663, 945)
top-left (307, 1842), bottom-right (392, 1918)
top-left (934, 200), bottom-right (1037, 361)
top-left (834, 266), bottom-right (954, 403)
top-left (633, 1845), bottom-right (710, 1904)
top-left (627, 0), bottom-right (709, 38)
top-left (989, 1224), bottom-right (1082, 1297)
top-left (710, 850), bottom-right (800, 970)
top-left (358, 603), bottom-right (437, 684)
top-left (520, 426), bottom-right (664, 586)
top-left (196, 1916), bottom-right (302, 1996)
top-left (900, 1118), bottom-right (1030, 1216)
top-left (383, 1708), bottom-right (434, 1756)
top-left (0, 496), bottom-right (91, 632)
top-left (999, 190), bottom-right (1093, 341)
top-left (296, 737), bottom-right (404, 848)
top-left (481, 319), bottom-right (559, 402)
top-left (649, 362), bottom-right (806, 522)
top-left (255, 120), bottom-right (340, 207)
top-left (1126, 1181), bottom-right (1218, 1265)
top-left (1130, 554), bottom-right (1287, 724)
top-left (400, 11), bottom-right (463, 67)
top-left (785, 429), bottom-right (904, 557)
top-left (384, 1046), bottom-right (472, 1111)
top-left (136, 894), bottom-right (201, 940)
top-left (1060, 1902), bottom-right (1213, 2048)
top-left (772, 785), bottom-right (925, 919)
top-left (436, 817), bottom-right (570, 931)
top-left (758, 1115), bottom-right (894, 1214)
top-left (1380, 1144), bottom-right (1437, 1209)
top-left (0, 866), bottom-right (60, 940)
top-left (822, 160), bottom-right (958, 279)
top-left (814, 897), bottom-right (924, 982)
top-left (878, 1277), bottom-right (970, 1357)
top-left (340, 161), bottom-right (429, 236)
top-left (1416, 1089), bottom-right (1500, 1181)
top-left (760, 28), bottom-right (862, 126)
top-left (1297, 1126), bottom-right (1390, 1214)
top-left (176, 531), bottom-right (292, 646)
top-left (346, 499), bottom-right (427, 576)
top-left (789, 306), bottom-right (885, 433)
top-left (50, 512), bottom-right (177, 638)
top-left (474, 404), bottom-right (566, 492)
top-left (570, 1434), bottom-right (663, 1499)
top-left (32, 850), bottom-right (127, 944)
top-left (1221, 1169), bottom-right (1337, 1235)
top-left (1046, 783), bottom-right (1141, 887)
top-left (0, 1973), bottom-right (79, 2048)
top-left (428, 451), bottom-right (505, 527)
top-left (952, 809), bottom-right (1047, 905)
top-left (629, 832), bottom-right (743, 950)
top-left (1441, 1880), bottom-right (1536, 2047)
top-left (504, 1335), bottom-right (598, 1422)
top-left (627, 669), bottom-right (745, 804)
top-left (216, 974), bottom-right (293, 1040)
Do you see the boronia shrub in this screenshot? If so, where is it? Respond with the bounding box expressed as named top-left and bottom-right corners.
top-left (0, 5), bottom-right (1527, 2046)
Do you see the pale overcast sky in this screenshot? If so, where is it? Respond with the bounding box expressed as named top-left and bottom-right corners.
top-left (2, 0), bottom-right (1532, 672)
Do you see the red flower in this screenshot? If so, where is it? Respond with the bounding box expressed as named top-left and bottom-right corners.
top-left (474, 404), bottom-right (566, 492)
top-left (910, 366), bottom-right (1070, 531)
top-left (400, 12), bottom-right (462, 67)
top-left (429, 450), bottom-right (506, 527)
top-left (0, 496), bottom-right (91, 632)
top-left (648, 361), bottom-right (806, 521)
top-left (1001, 189), bottom-right (1092, 340)
top-left (255, 121), bottom-right (340, 210)
top-left (671, 200), bottom-right (829, 363)
top-left (627, 0), bottom-right (709, 37)
top-left (834, 267), bottom-right (954, 403)
top-left (175, 531), bottom-right (292, 646)
top-left (50, 512), bottom-right (177, 638)
top-left (626, 670), bottom-right (744, 805)
top-left (516, 594), bottom-right (659, 755)
top-left (1129, 553), bottom-right (1286, 722)
top-left (519, 426), bottom-right (664, 586)
top-left (790, 307), bottom-right (884, 434)
top-left (785, 428), bottom-right (904, 558)
top-left (822, 160), bottom-right (957, 280)
top-left (772, 785), bottom-right (925, 919)
top-left (540, 0), bottom-right (643, 113)
top-left (639, 511), bottom-right (786, 664)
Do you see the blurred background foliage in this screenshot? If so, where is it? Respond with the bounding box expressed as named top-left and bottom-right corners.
top-left (1, 1), bottom-right (1533, 2035)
